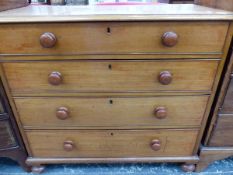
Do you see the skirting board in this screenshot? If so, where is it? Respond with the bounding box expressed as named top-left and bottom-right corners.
top-left (26, 156), bottom-right (199, 165)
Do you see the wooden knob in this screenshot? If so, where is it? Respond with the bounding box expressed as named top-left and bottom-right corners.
top-left (48, 72), bottom-right (62, 86)
top-left (181, 164), bottom-right (196, 172)
top-left (40, 32), bottom-right (57, 48)
top-left (56, 107), bottom-right (69, 120)
top-left (154, 107), bottom-right (167, 119)
top-left (158, 71), bottom-right (172, 85)
top-left (63, 140), bottom-right (74, 151)
top-left (150, 139), bottom-right (161, 151)
top-left (162, 31), bottom-right (178, 47)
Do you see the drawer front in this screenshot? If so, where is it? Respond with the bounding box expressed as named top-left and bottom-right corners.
top-left (26, 129), bottom-right (198, 157)
top-left (0, 22), bottom-right (228, 54)
top-left (209, 114), bottom-right (233, 146)
top-left (0, 120), bottom-right (17, 149)
top-left (3, 60), bottom-right (218, 95)
top-left (220, 75), bottom-right (233, 114)
top-left (15, 96), bottom-right (208, 128)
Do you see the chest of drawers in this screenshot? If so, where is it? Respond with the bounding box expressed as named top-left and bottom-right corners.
top-left (0, 4), bottom-right (232, 173)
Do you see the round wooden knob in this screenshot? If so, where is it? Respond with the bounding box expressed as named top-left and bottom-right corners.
top-left (181, 164), bottom-right (196, 172)
top-left (63, 140), bottom-right (74, 151)
top-left (154, 107), bottom-right (167, 119)
top-left (162, 31), bottom-right (178, 47)
top-left (158, 71), bottom-right (172, 85)
top-left (56, 107), bottom-right (69, 120)
top-left (150, 139), bottom-right (161, 151)
top-left (40, 32), bottom-right (57, 48)
top-left (48, 72), bottom-right (62, 86)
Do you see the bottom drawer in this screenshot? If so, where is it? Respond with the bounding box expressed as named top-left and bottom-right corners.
top-left (26, 129), bottom-right (198, 158)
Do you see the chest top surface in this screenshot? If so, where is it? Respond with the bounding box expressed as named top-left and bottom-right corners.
top-left (0, 4), bottom-right (232, 23)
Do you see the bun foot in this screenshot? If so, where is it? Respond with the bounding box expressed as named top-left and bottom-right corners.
top-left (31, 165), bottom-right (45, 174)
top-left (181, 163), bottom-right (196, 172)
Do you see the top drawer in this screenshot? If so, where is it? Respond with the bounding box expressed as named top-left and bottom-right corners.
top-left (0, 22), bottom-right (228, 55)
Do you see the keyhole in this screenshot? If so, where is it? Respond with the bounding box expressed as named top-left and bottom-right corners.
top-left (110, 133), bottom-right (114, 136)
top-left (107, 27), bottom-right (111, 34)
top-left (108, 64), bottom-right (112, 70)
top-left (109, 99), bottom-right (113, 104)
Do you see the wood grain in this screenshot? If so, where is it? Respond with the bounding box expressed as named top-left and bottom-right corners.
top-left (0, 76), bottom-right (30, 171)
top-left (26, 156), bottom-right (199, 165)
top-left (3, 60), bottom-right (219, 95)
top-left (0, 3), bottom-right (231, 169)
top-left (218, 75), bottom-right (233, 114)
top-left (209, 114), bottom-right (233, 146)
top-left (195, 0), bottom-right (233, 11)
top-left (0, 22), bottom-right (228, 54)
top-left (0, 120), bottom-right (17, 149)
top-left (196, 147), bottom-right (233, 172)
top-left (215, 0), bottom-right (233, 11)
top-left (0, 5), bottom-right (232, 23)
top-left (195, 0), bottom-right (216, 7)
top-left (26, 129), bottom-right (198, 157)
top-left (203, 23), bottom-right (233, 145)
top-left (0, 65), bottom-right (33, 155)
top-left (0, 0), bottom-right (28, 12)
top-left (14, 96), bottom-right (209, 128)
top-left (193, 22), bottom-right (233, 152)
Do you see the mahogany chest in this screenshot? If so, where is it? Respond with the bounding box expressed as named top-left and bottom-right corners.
top-left (0, 4), bottom-right (232, 173)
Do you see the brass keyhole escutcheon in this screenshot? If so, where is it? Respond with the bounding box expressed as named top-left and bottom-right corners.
top-left (107, 27), bottom-right (111, 34)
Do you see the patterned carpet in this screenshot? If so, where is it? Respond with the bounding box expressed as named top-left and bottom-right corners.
top-left (1, 157), bottom-right (233, 175)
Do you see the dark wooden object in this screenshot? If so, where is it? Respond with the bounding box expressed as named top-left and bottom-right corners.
top-left (161, 32), bottom-right (178, 47)
top-left (194, 0), bottom-right (233, 11)
top-left (150, 139), bottom-right (161, 151)
top-left (208, 113), bottom-right (233, 146)
top-left (48, 72), bottom-right (62, 86)
top-left (197, 45), bottom-right (233, 171)
top-left (218, 74), bottom-right (233, 114)
top-left (154, 107), bottom-right (167, 119)
top-left (56, 107), bottom-right (70, 120)
top-left (0, 79), bottom-right (30, 172)
top-left (40, 32), bottom-right (57, 48)
top-left (196, 147), bottom-right (233, 171)
top-left (63, 140), bottom-right (75, 151)
top-left (170, 0), bottom-right (194, 4)
top-left (158, 71), bottom-right (173, 85)
top-left (0, 0), bottom-right (29, 12)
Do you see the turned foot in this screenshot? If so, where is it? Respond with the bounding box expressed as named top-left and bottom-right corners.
top-left (181, 163), bottom-right (196, 172)
top-left (31, 165), bottom-right (45, 174)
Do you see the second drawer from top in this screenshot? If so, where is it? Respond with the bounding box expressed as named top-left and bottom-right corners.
top-left (3, 60), bottom-right (219, 95)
